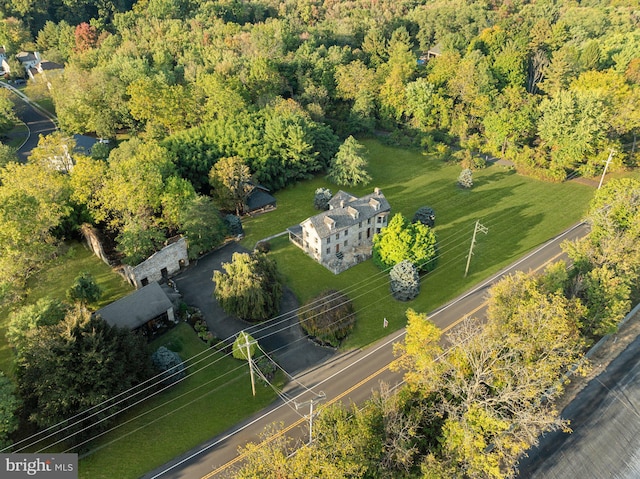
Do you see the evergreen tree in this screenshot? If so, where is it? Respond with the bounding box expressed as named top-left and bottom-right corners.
top-left (327, 136), bottom-right (372, 187)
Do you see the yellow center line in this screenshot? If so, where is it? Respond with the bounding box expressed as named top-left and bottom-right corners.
top-left (201, 250), bottom-right (567, 478)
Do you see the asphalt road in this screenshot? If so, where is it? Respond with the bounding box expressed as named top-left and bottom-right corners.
top-left (1, 83), bottom-right (57, 161)
top-left (142, 222), bottom-right (590, 479)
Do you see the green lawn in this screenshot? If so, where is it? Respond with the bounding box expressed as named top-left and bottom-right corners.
top-left (0, 241), bottom-right (134, 375)
top-left (241, 139), bottom-right (596, 348)
top-left (78, 323), bottom-right (283, 479)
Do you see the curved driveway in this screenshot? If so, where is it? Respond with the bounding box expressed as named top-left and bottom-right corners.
top-left (143, 222), bottom-right (590, 479)
top-left (1, 83), bottom-right (57, 161)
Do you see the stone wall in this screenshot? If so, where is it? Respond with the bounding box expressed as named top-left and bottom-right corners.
top-left (80, 223), bottom-right (111, 266)
top-left (122, 237), bottom-right (189, 289)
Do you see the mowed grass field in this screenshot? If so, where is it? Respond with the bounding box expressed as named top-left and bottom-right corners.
top-left (241, 139), bottom-right (596, 348)
top-left (78, 323), bottom-right (283, 479)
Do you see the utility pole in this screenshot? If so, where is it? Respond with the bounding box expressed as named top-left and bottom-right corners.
top-left (295, 392), bottom-right (326, 444)
top-left (598, 149), bottom-right (616, 190)
top-left (242, 333), bottom-right (257, 397)
top-left (464, 220), bottom-right (488, 277)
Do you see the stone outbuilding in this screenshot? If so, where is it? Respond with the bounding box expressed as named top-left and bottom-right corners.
top-left (288, 188), bottom-right (390, 274)
top-left (121, 236), bottom-right (189, 289)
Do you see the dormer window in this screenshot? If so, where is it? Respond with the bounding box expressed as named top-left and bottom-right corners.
top-left (369, 198), bottom-right (380, 211)
top-left (347, 206), bottom-right (359, 219)
top-left (324, 216), bottom-right (335, 230)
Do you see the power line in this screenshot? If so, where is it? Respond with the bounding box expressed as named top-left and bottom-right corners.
top-left (8, 176), bottom-right (596, 454)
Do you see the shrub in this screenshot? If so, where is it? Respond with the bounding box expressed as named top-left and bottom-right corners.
top-left (254, 356), bottom-right (277, 383)
top-left (193, 319), bottom-right (212, 343)
top-left (151, 346), bottom-right (186, 385)
top-left (457, 168), bottom-right (473, 188)
top-left (255, 241), bottom-right (271, 253)
top-left (390, 260), bottom-right (420, 301)
top-left (232, 331), bottom-right (258, 360)
top-left (225, 214), bottom-right (244, 236)
top-left (413, 206), bottom-right (436, 228)
top-left (298, 289), bottom-right (355, 347)
top-left (313, 187), bottom-right (332, 211)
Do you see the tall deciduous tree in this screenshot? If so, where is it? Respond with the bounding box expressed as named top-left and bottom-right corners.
top-left (208, 156), bottom-right (253, 215)
top-left (178, 195), bottom-right (226, 259)
top-left (0, 162), bottom-right (71, 284)
top-left (326, 136), bottom-right (371, 187)
top-left (373, 213), bottom-right (438, 272)
top-left (0, 88), bottom-right (17, 134)
top-left (394, 269), bottom-right (585, 478)
top-left (213, 252), bottom-right (282, 322)
top-left (6, 298), bottom-right (68, 354)
top-left (93, 138), bottom-right (174, 229)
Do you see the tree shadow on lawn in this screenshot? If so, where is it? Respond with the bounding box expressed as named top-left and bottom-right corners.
top-left (435, 204), bottom-right (545, 277)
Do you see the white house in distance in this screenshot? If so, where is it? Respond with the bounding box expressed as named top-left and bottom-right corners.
top-left (288, 188), bottom-right (390, 274)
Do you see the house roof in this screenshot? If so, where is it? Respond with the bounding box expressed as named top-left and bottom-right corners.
top-left (245, 188), bottom-right (276, 212)
top-left (39, 60), bottom-right (63, 71)
top-left (73, 134), bottom-right (98, 155)
top-left (95, 282), bottom-right (173, 330)
top-left (302, 188), bottom-right (390, 238)
top-left (16, 51), bottom-right (37, 63)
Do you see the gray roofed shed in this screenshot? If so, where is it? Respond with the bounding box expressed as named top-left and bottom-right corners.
top-left (96, 282), bottom-right (174, 330)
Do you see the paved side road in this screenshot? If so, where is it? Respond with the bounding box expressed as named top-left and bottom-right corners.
top-left (1, 83), bottom-right (57, 162)
top-left (171, 242), bottom-right (335, 375)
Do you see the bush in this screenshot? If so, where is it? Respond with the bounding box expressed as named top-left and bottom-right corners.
top-left (313, 187), bottom-right (332, 211)
top-left (225, 214), bottom-right (244, 236)
top-left (254, 356), bottom-right (277, 383)
top-left (457, 168), bottom-right (473, 188)
top-left (255, 241), bottom-right (271, 253)
top-left (413, 206), bottom-right (436, 228)
top-left (298, 289), bottom-right (355, 347)
top-left (151, 346), bottom-right (186, 385)
top-left (193, 319), bottom-right (212, 344)
top-left (232, 331), bottom-right (258, 360)
top-left (390, 260), bottom-right (420, 301)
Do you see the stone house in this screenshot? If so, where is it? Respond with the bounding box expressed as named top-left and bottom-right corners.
top-left (288, 188), bottom-right (390, 273)
top-left (121, 236), bottom-right (189, 289)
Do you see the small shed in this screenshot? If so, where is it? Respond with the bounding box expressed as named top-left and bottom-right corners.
top-left (95, 282), bottom-right (175, 333)
top-left (244, 185), bottom-right (276, 214)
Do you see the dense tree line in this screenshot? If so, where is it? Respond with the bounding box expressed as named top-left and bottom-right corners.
top-left (234, 178), bottom-right (640, 478)
top-left (1, 0), bottom-right (637, 288)
top-left (0, 0), bottom-right (635, 183)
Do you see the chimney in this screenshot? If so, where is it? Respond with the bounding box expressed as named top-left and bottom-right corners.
top-left (374, 187), bottom-right (381, 195)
